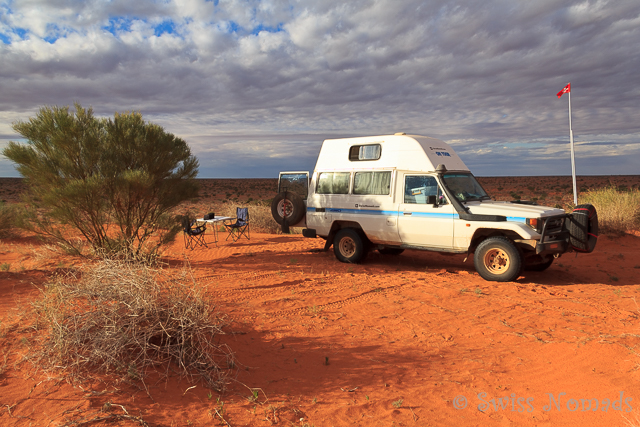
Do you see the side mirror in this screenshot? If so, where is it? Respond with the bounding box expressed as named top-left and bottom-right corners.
top-left (426, 195), bottom-right (437, 206)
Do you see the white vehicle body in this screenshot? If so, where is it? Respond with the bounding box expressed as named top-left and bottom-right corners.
top-left (272, 134), bottom-right (597, 282)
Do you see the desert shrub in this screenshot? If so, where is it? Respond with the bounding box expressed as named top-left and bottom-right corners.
top-left (0, 201), bottom-right (18, 237)
top-left (249, 202), bottom-right (283, 234)
top-left (581, 187), bottom-right (640, 234)
top-left (2, 104), bottom-right (199, 258)
top-left (31, 259), bottom-right (234, 390)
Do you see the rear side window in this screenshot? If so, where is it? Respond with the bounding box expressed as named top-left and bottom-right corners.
top-left (317, 172), bottom-right (350, 194)
top-left (353, 171), bottom-right (392, 195)
top-left (349, 144), bottom-right (381, 161)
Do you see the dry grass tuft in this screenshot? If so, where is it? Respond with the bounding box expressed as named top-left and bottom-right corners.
top-left (581, 187), bottom-right (640, 234)
top-left (31, 258), bottom-right (235, 391)
top-left (0, 350), bottom-right (9, 377)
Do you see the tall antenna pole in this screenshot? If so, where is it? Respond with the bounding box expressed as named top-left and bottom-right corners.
top-left (568, 89), bottom-right (577, 205)
top-left (558, 82), bottom-right (578, 206)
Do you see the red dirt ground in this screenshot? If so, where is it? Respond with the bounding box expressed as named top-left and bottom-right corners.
top-left (1, 177), bottom-right (640, 426)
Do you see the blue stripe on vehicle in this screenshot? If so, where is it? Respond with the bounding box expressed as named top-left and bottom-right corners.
top-left (409, 212), bottom-right (458, 219)
top-left (506, 216), bottom-right (527, 223)
top-left (327, 208), bottom-right (398, 215)
top-left (308, 207), bottom-right (526, 222)
top-left (307, 207), bottom-right (459, 219)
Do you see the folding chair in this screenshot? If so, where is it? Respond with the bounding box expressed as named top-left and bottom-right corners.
top-left (223, 207), bottom-right (250, 242)
top-left (182, 217), bottom-right (208, 249)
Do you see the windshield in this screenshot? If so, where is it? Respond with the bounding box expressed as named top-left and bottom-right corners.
top-left (442, 173), bottom-right (491, 203)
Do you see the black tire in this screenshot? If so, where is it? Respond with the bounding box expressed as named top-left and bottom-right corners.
top-left (333, 229), bottom-right (367, 264)
top-left (271, 192), bottom-right (305, 226)
top-left (569, 204), bottom-right (598, 253)
top-left (378, 247), bottom-right (405, 256)
top-left (474, 237), bottom-right (523, 282)
top-left (525, 255), bottom-right (554, 272)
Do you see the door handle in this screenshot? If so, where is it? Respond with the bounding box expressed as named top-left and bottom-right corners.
top-left (403, 212), bottom-right (412, 216)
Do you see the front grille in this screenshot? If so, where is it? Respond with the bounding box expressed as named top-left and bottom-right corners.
top-left (540, 215), bottom-right (568, 243)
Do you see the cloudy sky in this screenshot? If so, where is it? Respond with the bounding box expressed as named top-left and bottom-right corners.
top-left (1, 0), bottom-right (639, 178)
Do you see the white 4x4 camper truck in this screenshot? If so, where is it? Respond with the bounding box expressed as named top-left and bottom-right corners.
top-left (271, 134), bottom-right (598, 282)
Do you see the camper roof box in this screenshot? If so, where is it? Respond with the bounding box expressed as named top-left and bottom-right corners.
top-left (313, 133), bottom-right (470, 173)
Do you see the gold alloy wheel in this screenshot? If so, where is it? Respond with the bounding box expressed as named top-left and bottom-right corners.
top-left (339, 236), bottom-right (357, 258)
top-left (483, 248), bottom-right (511, 274)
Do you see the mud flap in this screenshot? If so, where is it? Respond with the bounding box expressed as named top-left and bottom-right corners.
top-left (323, 230), bottom-right (336, 251)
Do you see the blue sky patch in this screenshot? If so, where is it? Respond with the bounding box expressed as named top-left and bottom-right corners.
top-left (102, 17), bottom-right (136, 36)
top-left (13, 27), bottom-right (27, 39)
top-left (0, 27), bottom-right (29, 43)
top-left (251, 23), bottom-right (284, 35)
top-left (154, 19), bottom-right (175, 37)
top-left (227, 21), bottom-right (241, 33)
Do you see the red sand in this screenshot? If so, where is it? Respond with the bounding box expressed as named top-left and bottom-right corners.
top-left (1, 228), bottom-right (640, 426)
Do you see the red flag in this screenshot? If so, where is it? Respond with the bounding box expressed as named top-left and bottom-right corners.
top-left (557, 83), bottom-right (571, 98)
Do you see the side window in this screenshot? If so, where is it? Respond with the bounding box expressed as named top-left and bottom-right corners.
top-left (404, 175), bottom-right (447, 204)
top-left (353, 171), bottom-right (392, 195)
top-left (317, 172), bottom-right (350, 194)
top-left (349, 144), bottom-right (381, 161)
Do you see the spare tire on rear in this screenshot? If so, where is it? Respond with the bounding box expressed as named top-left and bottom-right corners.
top-left (568, 204), bottom-right (598, 253)
top-left (271, 192), bottom-right (306, 226)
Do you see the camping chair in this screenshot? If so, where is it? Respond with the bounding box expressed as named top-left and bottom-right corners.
top-left (182, 217), bottom-right (208, 250)
top-left (223, 207), bottom-right (250, 242)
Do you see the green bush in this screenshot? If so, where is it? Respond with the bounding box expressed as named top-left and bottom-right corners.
top-left (2, 104), bottom-right (199, 257)
top-left (581, 187), bottom-right (640, 234)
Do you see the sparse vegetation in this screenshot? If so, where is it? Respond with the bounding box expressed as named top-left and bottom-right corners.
top-left (308, 304), bottom-right (323, 316)
top-left (2, 174), bottom-right (640, 425)
top-left (581, 187), bottom-right (640, 234)
top-left (29, 258), bottom-right (234, 390)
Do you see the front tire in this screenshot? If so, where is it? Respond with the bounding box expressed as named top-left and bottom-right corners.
top-left (474, 237), bottom-right (523, 282)
top-left (333, 229), bottom-right (367, 264)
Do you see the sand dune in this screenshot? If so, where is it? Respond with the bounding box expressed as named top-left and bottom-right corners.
top-left (2, 176), bottom-right (640, 425)
top-left (1, 227), bottom-right (639, 426)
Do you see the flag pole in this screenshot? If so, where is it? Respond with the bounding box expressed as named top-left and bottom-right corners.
top-left (568, 88), bottom-right (578, 205)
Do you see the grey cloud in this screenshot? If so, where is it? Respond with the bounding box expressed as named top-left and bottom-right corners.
top-left (1, 0), bottom-right (639, 178)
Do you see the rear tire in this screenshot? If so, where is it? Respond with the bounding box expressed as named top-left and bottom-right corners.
top-left (474, 237), bottom-right (523, 282)
top-left (333, 229), bottom-right (367, 264)
top-left (271, 192), bottom-right (305, 226)
top-left (569, 204), bottom-right (598, 253)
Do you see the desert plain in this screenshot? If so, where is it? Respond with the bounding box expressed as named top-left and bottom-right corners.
top-left (1, 175), bottom-right (640, 427)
